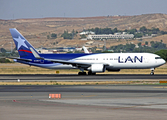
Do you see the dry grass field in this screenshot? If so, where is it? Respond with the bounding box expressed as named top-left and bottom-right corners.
top-left (0, 80), bottom-right (160, 86)
top-left (0, 63), bottom-right (166, 75)
top-left (1, 13), bottom-right (167, 50)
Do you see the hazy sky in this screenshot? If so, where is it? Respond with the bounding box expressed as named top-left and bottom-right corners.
top-left (0, 0), bottom-right (167, 20)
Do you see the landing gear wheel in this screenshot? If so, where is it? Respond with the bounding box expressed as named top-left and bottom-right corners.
top-left (88, 71), bottom-right (96, 75)
top-left (150, 72), bottom-right (154, 75)
top-left (78, 72), bottom-right (87, 75)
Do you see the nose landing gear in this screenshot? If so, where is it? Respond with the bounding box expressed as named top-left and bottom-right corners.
top-left (150, 68), bottom-right (154, 75)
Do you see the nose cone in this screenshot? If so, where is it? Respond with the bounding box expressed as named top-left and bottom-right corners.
top-left (162, 59), bottom-right (166, 65)
top-left (159, 59), bottom-right (166, 66)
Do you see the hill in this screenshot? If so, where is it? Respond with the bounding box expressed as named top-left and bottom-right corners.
top-left (0, 13), bottom-right (167, 50)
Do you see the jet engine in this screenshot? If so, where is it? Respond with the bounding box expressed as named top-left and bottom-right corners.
top-left (90, 64), bottom-right (106, 73)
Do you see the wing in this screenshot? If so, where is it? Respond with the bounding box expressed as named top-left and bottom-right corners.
top-left (29, 47), bottom-right (111, 68)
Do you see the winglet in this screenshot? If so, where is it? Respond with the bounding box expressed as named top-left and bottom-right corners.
top-left (30, 47), bottom-right (44, 60)
top-left (82, 46), bottom-right (89, 53)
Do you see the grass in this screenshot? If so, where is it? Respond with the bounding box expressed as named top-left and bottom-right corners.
top-left (0, 63), bottom-right (167, 74)
top-left (0, 63), bottom-right (79, 74)
top-left (0, 80), bottom-right (163, 85)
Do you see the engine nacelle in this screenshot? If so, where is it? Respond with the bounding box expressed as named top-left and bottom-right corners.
top-left (90, 64), bottom-right (106, 73)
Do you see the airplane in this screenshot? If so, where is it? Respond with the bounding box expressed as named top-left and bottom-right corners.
top-left (8, 28), bottom-right (166, 75)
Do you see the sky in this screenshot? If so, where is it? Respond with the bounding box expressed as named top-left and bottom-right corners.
top-left (0, 0), bottom-right (167, 20)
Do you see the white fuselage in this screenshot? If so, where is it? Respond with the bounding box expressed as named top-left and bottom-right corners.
top-left (74, 53), bottom-right (164, 69)
top-left (27, 53), bottom-right (166, 70)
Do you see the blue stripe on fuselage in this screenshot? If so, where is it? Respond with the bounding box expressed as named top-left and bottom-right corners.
top-left (39, 53), bottom-right (98, 60)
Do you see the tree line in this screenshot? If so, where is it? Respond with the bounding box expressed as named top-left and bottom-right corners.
top-left (86, 26), bottom-right (167, 38)
top-left (110, 41), bottom-right (166, 53)
top-left (47, 26), bottom-right (167, 40)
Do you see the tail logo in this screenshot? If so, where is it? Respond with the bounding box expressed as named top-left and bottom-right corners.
top-left (14, 36), bottom-right (29, 50)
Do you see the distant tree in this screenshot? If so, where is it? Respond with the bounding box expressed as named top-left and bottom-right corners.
top-left (151, 27), bottom-right (160, 34)
top-left (134, 33), bottom-right (142, 38)
top-left (155, 49), bottom-right (167, 61)
top-left (0, 48), bottom-right (6, 53)
top-left (151, 41), bottom-right (166, 50)
top-left (61, 30), bottom-right (72, 39)
top-left (102, 51), bottom-right (113, 53)
top-left (71, 29), bottom-right (76, 39)
top-left (113, 28), bottom-right (118, 33)
top-left (138, 42), bottom-right (141, 47)
top-left (47, 35), bottom-right (50, 39)
top-left (125, 43), bottom-right (135, 52)
top-left (145, 41), bottom-right (148, 45)
top-left (124, 29), bottom-right (128, 32)
top-left (160, 31), bottom-right (167, 35)
top-left (66, 51), bottom-right (73, 53)
top-left (150, 41), bottom-right (154, 45)
top-left (140, 26), bottom-right (147, 32)
top-left (0, 58), bottom-right (12, 63)
top-left (94, 27), bottom-right (100, 34)
top-left (128, 29), bottom-right (137, 34)
top-left (51, 33), bottom-right (57, 39)
top-left (90, 46), bottom-right (97, 53)
top-left (74, 51), bottom-right (83, 53)
top-left (103, 28), bottom-right (112, 34)
top-left (80, 34), bottom-right (86, 39)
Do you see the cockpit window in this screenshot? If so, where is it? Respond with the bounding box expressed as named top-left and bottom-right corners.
top-left (155, 57), bottom-right (162, 59)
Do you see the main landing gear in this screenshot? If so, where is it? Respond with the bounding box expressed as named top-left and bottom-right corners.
top-left (150, 68), bottom-right (154, 75)
top-left (78, 72), bottom-right (87, 75)
top-left (78, 68), bottom-right (96, 75)
top-left (78, 68), bottom-right (87, 75)
top-left (88, 71), bottom-right (96, 75)
top-left (78, 71), bottom-right (96, 75)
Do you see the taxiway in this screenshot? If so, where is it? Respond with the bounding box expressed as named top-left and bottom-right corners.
top-left (0, 74), bottom-right (167, 81)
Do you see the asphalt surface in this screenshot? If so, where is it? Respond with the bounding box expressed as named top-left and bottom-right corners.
top-left (1, 74), bottom-right (167, 120)
top-left (0, 74), bottom-right (167, 81)
top-left (1, 85), bottom-right (167, 120)
top-left (1, 85), bottom-right (167, 93)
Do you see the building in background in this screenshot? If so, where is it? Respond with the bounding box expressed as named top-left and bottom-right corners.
top-left (87, 32), bottom-right (134, 40)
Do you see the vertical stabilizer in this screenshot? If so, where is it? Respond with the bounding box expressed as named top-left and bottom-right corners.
top-left (9, 28), bottom-right (38, 58)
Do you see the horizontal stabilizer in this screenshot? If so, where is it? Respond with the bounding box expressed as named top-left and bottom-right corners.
top-left (7, 57), bottom-right (32, 62)
top-left (30, 47), bottom-right (44, 60)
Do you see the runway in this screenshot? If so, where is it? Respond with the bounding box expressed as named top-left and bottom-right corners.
top-left (0, 74), bottom-right (167, 81)
top-left (1, 74), bottom-right (167, 120)
top-left (1, 85), bottom-right (167, 120)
